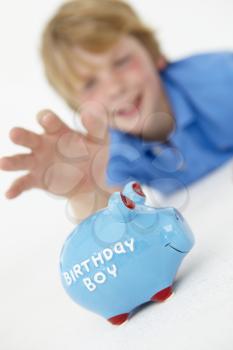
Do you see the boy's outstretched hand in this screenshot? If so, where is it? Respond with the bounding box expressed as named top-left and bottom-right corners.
top-left (0, 109), bottom-right (110, 199)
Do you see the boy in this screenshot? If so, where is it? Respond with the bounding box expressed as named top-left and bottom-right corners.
top-left (0, 0), bottom-right (233, 221)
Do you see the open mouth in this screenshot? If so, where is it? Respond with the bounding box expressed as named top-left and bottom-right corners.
top-left (117, 93), bottom-right (142, 117)
top-left (165, 243), bottom-right (188, 254)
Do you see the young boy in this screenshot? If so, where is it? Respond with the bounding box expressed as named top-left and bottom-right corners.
top-left (0, 0), bottom-right (233, 221)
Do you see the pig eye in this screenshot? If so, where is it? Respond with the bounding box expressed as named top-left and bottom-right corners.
top-left (132, 182), bottom-right (145, 197)
top-left (120, 193), bottom-right (135, 209)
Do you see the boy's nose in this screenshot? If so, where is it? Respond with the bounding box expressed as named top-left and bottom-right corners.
top-left (103, 72), bottom-right (125, 99)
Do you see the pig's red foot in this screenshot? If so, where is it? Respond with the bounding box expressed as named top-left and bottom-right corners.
top-left (150, 286), bottom-right (173, 302)
top-left (108, 313), bottom-right (129, 325)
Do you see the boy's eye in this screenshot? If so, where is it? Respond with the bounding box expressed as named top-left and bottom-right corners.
top-left (114, 54), bottom-right (132, 67)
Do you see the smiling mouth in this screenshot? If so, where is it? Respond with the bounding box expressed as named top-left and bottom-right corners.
top-left (165, 243), bottom-right (188, 254)
top-left (117, 93), bottom-right (142, 117)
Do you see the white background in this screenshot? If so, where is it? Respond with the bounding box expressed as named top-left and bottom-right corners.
top-left (0, 1), bottom-right (233, 349)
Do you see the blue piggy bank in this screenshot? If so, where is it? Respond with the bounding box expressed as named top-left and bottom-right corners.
top-left (60, 181), bottom-right (195, 325)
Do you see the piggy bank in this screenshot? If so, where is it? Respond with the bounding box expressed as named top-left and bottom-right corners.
top-left (59, 181), bottom-right (195, 325)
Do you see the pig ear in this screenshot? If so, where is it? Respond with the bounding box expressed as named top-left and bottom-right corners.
top-left (132, 182), bottom-right (145, 197)
top-left (122, 181), bottom-right (146, 204)
top-left (120, 193), bottom-right (135, 209)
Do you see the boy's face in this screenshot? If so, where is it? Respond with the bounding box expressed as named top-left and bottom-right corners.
top-left (73, 35), bottom-right (171, 139)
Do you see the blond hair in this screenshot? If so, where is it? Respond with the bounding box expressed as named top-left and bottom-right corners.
top-left (40, 0), bottom-right (162, 111)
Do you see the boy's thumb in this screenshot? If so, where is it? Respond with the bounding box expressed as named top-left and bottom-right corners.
top-left (79, 102), bottom-right (109, 143)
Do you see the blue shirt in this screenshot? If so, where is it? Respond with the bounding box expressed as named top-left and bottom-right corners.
top-left (106, 52), bottom-right (233, 195)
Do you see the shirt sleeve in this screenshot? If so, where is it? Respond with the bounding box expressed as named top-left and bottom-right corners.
top-left (105, 156), bottom-right (133, 188)
top-left (106, 128), bottom-right (143, 188)
top-left (185, 52), bottom-right (233, 150)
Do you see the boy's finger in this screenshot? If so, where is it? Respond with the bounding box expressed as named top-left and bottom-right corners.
top-left (0, 153), bottom-right (35, 171)
top-left (81, 113), bottom-right (109, 144)
top-left (78, 101), bottom-right (109, 143)
top-left (5, 174), bottom-right (35, 199)
top-left (36, 109), bottom-right (70, 135)
top-left (9, 127), bottom-right (41, 150)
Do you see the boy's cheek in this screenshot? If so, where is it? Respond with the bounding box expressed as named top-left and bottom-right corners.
top-left (127, 56), bottom-right (143, 72)
top-left (122, 57), bottom-right (147, 81)
top-left (127, 65), bottom-right (158, 92)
